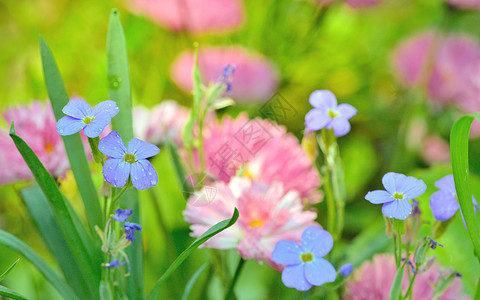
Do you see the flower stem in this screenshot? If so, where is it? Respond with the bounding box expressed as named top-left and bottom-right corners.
top-left (224, 258), bottom-right (245, 300)
top-left (403, 272), bottom-right (417, 300)
top-left (109, 185), bottom-right (129, 217)
top-left (393, 232), bottom-right (399, 268)
top-left (323, 166), bottom-right (336, 237)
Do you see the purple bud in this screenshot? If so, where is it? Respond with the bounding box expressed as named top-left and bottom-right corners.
top-left (113, 208), bottom-right (132, 222)
top-left (339, 264), bottom-right (353, 276)
top-left (124, 222), bottom-right (142, 242)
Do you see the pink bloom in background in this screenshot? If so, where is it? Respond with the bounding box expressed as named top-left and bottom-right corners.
top-left (344, 254), bottom-right (467, 300)
top-left (194, 114), bottom-right (321, 203)
top-left (446, 0), bottom-right (480, 10)
top-left (346, 0), bottom-right (382, 8)
top-left (0, 101), bottom-right (69, 184)
top-left (422, 135), bottom-right (451, 165)
top-left (171, 46), bottom-right (279, 102)
top-left (129, 0), bottom-right (243, 35)
top-left (183, 177), bottom-right (317, 267)
top-left (133, 100), bottom-right (189, 146)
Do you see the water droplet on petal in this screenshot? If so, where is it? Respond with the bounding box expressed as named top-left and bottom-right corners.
top-left (59, 129), bottom-right (64, 133)
top-left (148, 172), bottom-right (152, 175)
top-left (150, 180), bottom-right (156, 185)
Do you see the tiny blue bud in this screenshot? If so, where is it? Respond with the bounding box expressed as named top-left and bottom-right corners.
top-left (339, 264), bottom-right (353, 276)
top-left (114, 208), bottom-right (132, 222)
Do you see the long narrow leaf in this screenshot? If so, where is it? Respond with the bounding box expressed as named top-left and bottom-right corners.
top-left (0, 285), bottom-right (31, 300)
top-left (0, 230), bottom-right (78, 300)
top-left (147, 208), bottom-right (239, 300)
top-left (166, 140), bottom-right (192, 200)
top-left (9, 124), bottom-right (100, 294)
top-left (39, 36), bottom-right (102, 232)
top-left (20, 185), bottom-right (94, 299)
top-left (181, 263), bottom-right (208, 300)
top-left (450, 114), bottom-right (480, 262)
top-left (0, 259), bottom-right (19, 282)
top-left (106, 9), bottom-right (143, 300)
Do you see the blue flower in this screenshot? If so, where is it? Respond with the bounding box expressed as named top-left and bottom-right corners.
top-left (271, 226), bottom-right (336, 291)
top-left (305, 90), bottom-right (357, 137)
top-left (124, 222), bottom-right (142, 242)
top-left (339, 264), bottom-right (353, 277)
top-left (219, 64), bottom-right (237, 92)
top-left (56, 99), bottom-right (119, 138)
top-left (99, 131), bottom-right (160, 190)
top-left (103, 260), bottom-right (126, 268)
top-left (429, 174), bottom-right (478, 222)
top-left (365, 172), bottom-right (427, 220)
top-left (114, 209), bottom-right (132, 222)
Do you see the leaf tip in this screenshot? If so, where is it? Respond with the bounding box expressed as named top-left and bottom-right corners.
top-left (9, 121), bottom-right (15, 136)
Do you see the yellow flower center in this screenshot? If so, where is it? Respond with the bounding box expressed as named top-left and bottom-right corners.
top-left (124, 153), bottom-right (136, 164)
top-left (301, 252), bottom-right (314, 263)
top-left (45, 141), bottom-right (54, 154)
top-left (249, 220), bottom-right (263, 228)
top-left (327, 109), bottom-right (339, 118)
top-left (83, 116), bottom-right (94, 124)
top-left (393, 192), bottom-right (404, 200)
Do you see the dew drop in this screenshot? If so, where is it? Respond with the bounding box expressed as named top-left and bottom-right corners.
top-left (148, 172), bottom-right (152, 175)
top-left (59, 129), bottom-right (64, 133)
top-left (108, 76), bottom-right (121, 90)
top-left (150, 180), bottom-right (156, 185)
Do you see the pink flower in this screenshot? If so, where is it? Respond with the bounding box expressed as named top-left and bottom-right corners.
top-left (446, 0), bottom-right (480, 10)
top-left (422, 135), bottom-right (450, 165)
top-left (344, 254), bottom-right (468, 300)
top-left (171, 46), bottom-right (279, 102)
top-left (129, 0), bottom-right (244, 35)
top-left (133, 100), bottom-right (189, 146)
top-left (183, 177), bottom-right (317, 267)
top-left (192, 113), bottom-right (321, 203)
top-left (346, 0), bottom-right (381, 8)
top-left (0, 101), bottom-right (70, 184)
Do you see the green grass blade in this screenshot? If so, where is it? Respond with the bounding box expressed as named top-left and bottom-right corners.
top-left (9, 123), bottom-right (100, 294)
top-left (147, 208), bottom-right (239, 300)
top-left (0, 285), bottom-right (32, 300)
top-left (39, 36), bottom-right (102, 232)
top-left (450, 114), bottom-right (480, 262)
top-left (166, 141), bottom-right (192, 200)
top-left (20, 185), bottom-right (94, 299)
top-left (0, 230), bottom-right (79, 300)
top-left (181, 263), bottom-right (208, 300)
top-left (389, 263), bottom-right (405, 300)
top-left (106, 9), bottom-right (143, 300)
top-left (0, 259), bottom-right (20, 282)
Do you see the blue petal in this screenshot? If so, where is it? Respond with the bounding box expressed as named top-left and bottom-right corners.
top-left (130, 159), bottom-right (158, 190)
top-left (282, 264), bottom-right (312, 291)
top-left (330, 117), bottom-right (351, 137)
top-left (271, 240), bottom-right (302, 265)
top-left (62, 99), bottom-right (92, 119)
top-left (382, 199), bottom-right (412, 220)
top-left (103, 158), bottom-right (130, 187)
top-left (305, 109), bottom-right (330, 131)
top-left (434, 175), bottom-right (456, 196)
top-left (399, 177), bottom-right (427, 200)
top-left (309, 90), bottom-right (337, 110)
top-left (124, 222), bottom-right (142, 242)
top-left (56, 116), bottom-right (85, 136)
top-left (98, 131), bottom-right (127, 158)
top-left (127, 138), bottom-right (160, 159)
top-left (337, 103), bottom-right (357, 119)
top-left (301, 226), bottom-right (333, 258)
top-left (382, 172), bottom-right (404, 194)
top-left (304, 258), bottom-right (336, 286)
top-left (429, 190), bottom-right (459, 221)
top-left (365, 190), bottom-right (393, 204)
top-left (339, 264), bottom-right (353, 277)
top-left (92, 100), bottom-right (119, 118)
top-left (114, 208), bottom-right (132, 222)
top-left (83, 113), bottom-right (111, 138)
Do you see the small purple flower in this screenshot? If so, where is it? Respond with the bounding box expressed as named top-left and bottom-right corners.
top-left (56, 99), bottom-right (119, 138)
top-left (124, 222), bottom-right (142, 242)
top-left (103, 260), bottom-right (126, 268)
top-left (305, 90), bottom-right (357, 137)
top-left (365, 172), bottom-right (427, 220)
top-left (219, 64), bottom-right (237, 92)
top-left (339, 264), bottom-right (353, 277)
top-left (271, 226), bottom-right (336, 291)
top-left (429, 174), bottom-right (478, 221)
top-left (114, 209), bottom-right (132, 222)
top-left (99, 131), bottom-right (160, 190)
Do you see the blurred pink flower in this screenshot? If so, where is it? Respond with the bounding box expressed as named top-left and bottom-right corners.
top-left (422, 135), bottom-right (450, 164)
top-left (192, 113), bottom-right (321, 203)
top-left (344, 254), bottom-right (467, 300)
top-left (0, 101), bottom-right (69, 184)
top-left (133, 100), bottom-right (189, 146)
top-left (446, 0), bottom-right (480, 10)
top-left (171, 46), bottom-right (279, 102)
top-left (183, 177), bottom-right (317, 266)
top-left (346, 0), bottom-right (382, 8)
top-left (129, 0), bottom-right (243, 34)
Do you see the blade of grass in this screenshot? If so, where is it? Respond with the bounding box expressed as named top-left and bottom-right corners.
top-left (166, 140), bottom-right (192, 200)
top-left (147, 208), bottom-right (239, 300)
top-left (181, 263), bottom-right (208, 300)
top-left (39, 36), bottom-right (102, 233)
top-left (0, 259), bottom-right (19, 282)
top-left (9, 123), bottom-right (100, 294)
top-left (0, 285), bottom-right (32, 300)
top-left (0, 230), bottom-right (79, 300)
top-left (106, 9), bottom-right (143, 300)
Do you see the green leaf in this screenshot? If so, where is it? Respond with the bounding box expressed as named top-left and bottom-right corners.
top-left (389, 263), bottom-right (405, 300)
top-left (450, 114), bottom-right (480, 262)
top-left (0, 230), bottom-right (78, 300)
top-left (106, 9), bottom-right (143, 300)
top-left (0, 285), bottom-right (32, 300)
top-left (166, 140), bottom-right (192, 200)
top-left (9, 124), bottom-right (100, 293)
top-left (0, 259), bottom-right (19, 282)
top-left (99, 281), bottom-right (113, 300)
top-left (192, 44), bottom-right (203, 113)
top-left (147, 208), bottom-right (239, 300)
top-left (181, 263), bottom-right (208, 300)
top-left (20, 185), bottom-right (95, 299)
top-left (39, 36), bottom-right (102, 233)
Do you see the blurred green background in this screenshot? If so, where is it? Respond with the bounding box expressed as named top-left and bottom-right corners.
top-left (1, 0), bottom-right (480, 299)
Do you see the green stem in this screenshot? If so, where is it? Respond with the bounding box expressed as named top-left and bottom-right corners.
top-left (393, 232), bottom-right (399, 268)
top-left (323, 166), bottom-right (336, 238)
top-left (224, 258), bottom-right (245, 300)
top-left (404, 273), bottom-right (417, 300)
top-left (109, 185), bottom-right (130, 217)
